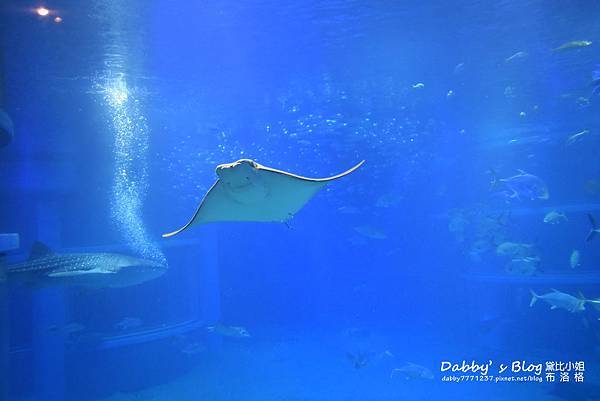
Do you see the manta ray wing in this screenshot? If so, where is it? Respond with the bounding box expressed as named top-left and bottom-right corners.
top-left (162, 181), bottom-right (229, 237)
top-left (256, 160), bottom-right (364, 183)
top-left (162, 160), bottom-right (364, 237)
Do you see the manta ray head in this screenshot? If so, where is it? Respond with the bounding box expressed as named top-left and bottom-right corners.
top-left (216, 159), bottom-right (267, 201)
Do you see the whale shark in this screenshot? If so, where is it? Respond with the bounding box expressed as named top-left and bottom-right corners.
top-left (4, 242), bottom-right (167, 288)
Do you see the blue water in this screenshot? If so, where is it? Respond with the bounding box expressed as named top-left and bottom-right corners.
top-left (1, 1), bottom-right (600, 400)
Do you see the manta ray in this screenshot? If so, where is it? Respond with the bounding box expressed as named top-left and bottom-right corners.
top-left (163, 158), bottom-right (364, 237)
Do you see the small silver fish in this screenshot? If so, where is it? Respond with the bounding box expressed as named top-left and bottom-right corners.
top-left (569, 250), bottom-right (580, 269)
top-left (47, 322), bottom-right (85, 335)
top-left (496, 242), bottom-right (536, 258)
top-left (391, 362), bottom-right (434, 380)
top-left (375, 194), bottom-right (403, 208)
top-left (337, 206), bottom-right (360, 214)
top-left (353, 225), bottom-right (387, 240)
top-left (543, 210), bottom-right (567, 224)
top-left (115, 317), bottom-right (143, 331)
top-left (347, 352), bottom-right (369, 369)
top-left (505, 51), bottom-right (528, 63)
top-left (206, 323), bottom-right (250, 338)
top-left (552, 40), bottom-right (592, 52)
top-left (182, 342), bottom-right (207, 355)
top-left (506, 256), bottom-right (540, 276)
top-left (453, 63), bottom-right (465, 74)
top-left (566, 130), bottom-right (590, 146)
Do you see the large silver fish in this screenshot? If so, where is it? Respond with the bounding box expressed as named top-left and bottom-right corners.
top-left (529, 289), bottom-right (586, 313)
top-left (4, 242), bottom-right (166, 288)
top-left (491, 169), bottom-right (549, 201)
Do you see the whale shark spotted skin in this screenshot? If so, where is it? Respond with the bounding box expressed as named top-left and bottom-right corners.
top-left (163, 159), bottom-right (365, 237)
top-left (6, 242), bottom-right (166, 288)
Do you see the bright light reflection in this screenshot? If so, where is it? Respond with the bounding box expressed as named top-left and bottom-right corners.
top-left (36, 7), bottom-right (50, 16)
top-left (105, 76), bottom-right (129, 107)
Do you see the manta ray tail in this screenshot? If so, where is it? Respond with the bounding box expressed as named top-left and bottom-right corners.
top-left (586, 213), bottom-right (598, 242)
top-left (162, 216), bottom-right (196, 238)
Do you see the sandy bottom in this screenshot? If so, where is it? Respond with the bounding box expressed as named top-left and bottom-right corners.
top-left (94, 327), bottom-right (595, 401)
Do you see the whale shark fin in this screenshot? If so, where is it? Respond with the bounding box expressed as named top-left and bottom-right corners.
top-left (29, 242), bottom-right (54, 261)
